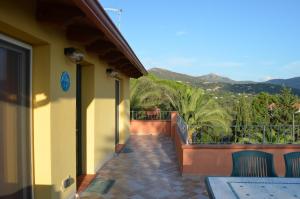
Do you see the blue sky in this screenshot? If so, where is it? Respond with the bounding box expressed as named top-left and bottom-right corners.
top-left (100, 0), bottom-right (300, 81)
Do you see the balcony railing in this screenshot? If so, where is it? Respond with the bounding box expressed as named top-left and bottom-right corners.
top-left (130, 111), bottom-right (300, 145)
top-left (130, 111), bottom-right (171, 121)
top-left (191, 125), bottom-right (300, 145)
top-left (176, 115), bottom-right (189, 144)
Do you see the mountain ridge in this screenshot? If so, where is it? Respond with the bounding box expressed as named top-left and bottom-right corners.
top-left (150, 68), bottom-right (254, 84)
top-left (266, 77), bottom-right (300, 90)
top-left (148, 67), bottom-right (300, 95)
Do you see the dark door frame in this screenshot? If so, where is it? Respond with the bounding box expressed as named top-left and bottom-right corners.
top-left (76, 64), bottom-right (82, 176)
top-left (115, 79), bottom-right (120, 145)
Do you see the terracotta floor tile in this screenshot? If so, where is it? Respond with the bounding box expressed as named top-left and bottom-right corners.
top-left (79, 135), bottom-right (208, 199)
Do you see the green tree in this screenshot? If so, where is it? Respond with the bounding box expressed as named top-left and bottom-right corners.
top-left (273, 88), bottom-right (297, 125)
top-left (172, 87), bottom-right (230, 132)
top-left (251, 92), bottom-right (274, 125)
top-left (130, 75), bottom-right (178, 110)
top-left (234, 95), bottom-right (252, 127)
top-left (130, 75), bottom-right (232, 141)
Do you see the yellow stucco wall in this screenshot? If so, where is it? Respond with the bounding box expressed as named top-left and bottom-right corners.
top-left (119, 77), bottom-right (131, 144)
top-left (0, 0), bottom-right (131, 198)
top-left (93, 62), bottom-right (116, 172)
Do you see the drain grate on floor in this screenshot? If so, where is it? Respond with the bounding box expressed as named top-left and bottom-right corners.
top-left (121, 147), bottom-right (133, 153)
top-left (85, 178), bottom-right (115, 194)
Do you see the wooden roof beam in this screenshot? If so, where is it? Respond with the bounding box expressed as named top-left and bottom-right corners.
top-left (100, 51), bottom-right (124, 61)
top-left (66, 25), bottom-right (106, 44)
top-left (36, 2), bottom-right (85, 27)
top-left (107, 57), bottom-right (128, 67)
top-left (131, 71), bottom-right (142, 78)
top-left (73, 0), bottom-right (147, 76)
top-left (116, 65), bottom-right (140, 77)
top-left (114, 63), bottom-right (133, 71)
top-left (85, 39), bottom-right (117, 54)
top-left (106, 56), bottom-right (127, 65)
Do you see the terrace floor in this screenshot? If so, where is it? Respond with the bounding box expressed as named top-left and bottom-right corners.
top-left (79, 135), bottom-right (208, 199)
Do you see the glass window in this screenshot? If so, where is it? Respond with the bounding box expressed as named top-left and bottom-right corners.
top-left (0, 38), bottom-right (32, 199)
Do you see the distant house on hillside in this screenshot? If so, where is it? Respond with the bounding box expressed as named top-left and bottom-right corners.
top-left (293, 102), bottom-right (300, 110)
top-left (268, 103), bottom-right (277, 111)
top-left (267, 102), bottom-right (300, 111)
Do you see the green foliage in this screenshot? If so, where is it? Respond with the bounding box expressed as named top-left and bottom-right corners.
top-left (236, 126), bottom-right (297, 144)
top-left (272, 88), bottom-right (298, 125)
top-left (174, 86), bottom-right (231, 136)
top-left (251, 92), bottom-right (273, 125)
top-left (234, 95), bottom-right (252, 127)
top-left (130, 75), bottom-right (178, 111)
top-left (130, 74), bottom-right (232, 138)
top-left (130, 74), bottom-right (300, 144)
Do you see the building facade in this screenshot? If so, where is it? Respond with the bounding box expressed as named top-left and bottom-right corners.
top-left (0, 0), bottom-right (147, 198)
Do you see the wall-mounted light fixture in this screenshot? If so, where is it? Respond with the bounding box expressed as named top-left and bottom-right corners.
top-left (64, 47), bottom-right (85, 63)
top-left (106, 68), bottom-right (119, 78)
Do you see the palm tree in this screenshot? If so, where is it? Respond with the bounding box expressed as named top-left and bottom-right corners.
top-left (171, 86), bottom-right (231, 142)
top-left (130, 75), bottom-right (178, 110)
top-left (130, 75), bottom-right (232, 143)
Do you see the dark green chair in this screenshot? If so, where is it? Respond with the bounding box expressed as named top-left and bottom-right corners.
top-left (231, 150), bottom-right (277, 177)
top-left (284, 152), bottom-right (300, 177)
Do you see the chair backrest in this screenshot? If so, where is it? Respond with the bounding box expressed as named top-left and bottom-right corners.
top-left (284, 152), bottom-right (300, 177)
top-left (231, 150), bottom-right (277, 177)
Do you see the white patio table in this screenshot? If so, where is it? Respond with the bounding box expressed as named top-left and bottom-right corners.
top-left (205, 177), bottom-right (300, 199)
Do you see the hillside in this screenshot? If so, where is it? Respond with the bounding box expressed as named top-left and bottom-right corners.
top-left (150, 68), bottom-right (253, 84)
top-left (149, 68), bottom-right (197, 83)
top-left (266, 77), bottom-right (300, 90)
top-left (149, 68), bottom-right (300, 95)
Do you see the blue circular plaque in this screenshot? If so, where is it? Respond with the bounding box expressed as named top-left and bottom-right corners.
top-left (60, 71), bottom-right (70, 92)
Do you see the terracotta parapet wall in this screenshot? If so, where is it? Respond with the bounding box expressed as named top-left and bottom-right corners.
top-left (170, 112), bottom-right (178, 139)
top-left (181, 144), bottom-right (300, 176)
top-left (173, 126), bottom-right (185, 173)
top-left (130, 120), bottom-right (171, 136)
top-left (182, 144), bottom-right (300, 150)
top-left (170, 120), bottom-right (300, 176)
top-left (130, 113), bottom-right (300, 177)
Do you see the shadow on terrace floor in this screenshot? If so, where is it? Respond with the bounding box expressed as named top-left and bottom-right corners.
top-left (79, 135), bottom-right (208, 199)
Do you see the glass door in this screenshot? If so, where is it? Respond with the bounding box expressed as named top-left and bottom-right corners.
top-left (0, 35), bottom-right (32, 199)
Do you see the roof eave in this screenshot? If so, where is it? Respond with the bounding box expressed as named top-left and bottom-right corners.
top-left (72, 0), bottom-right (148, 77)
